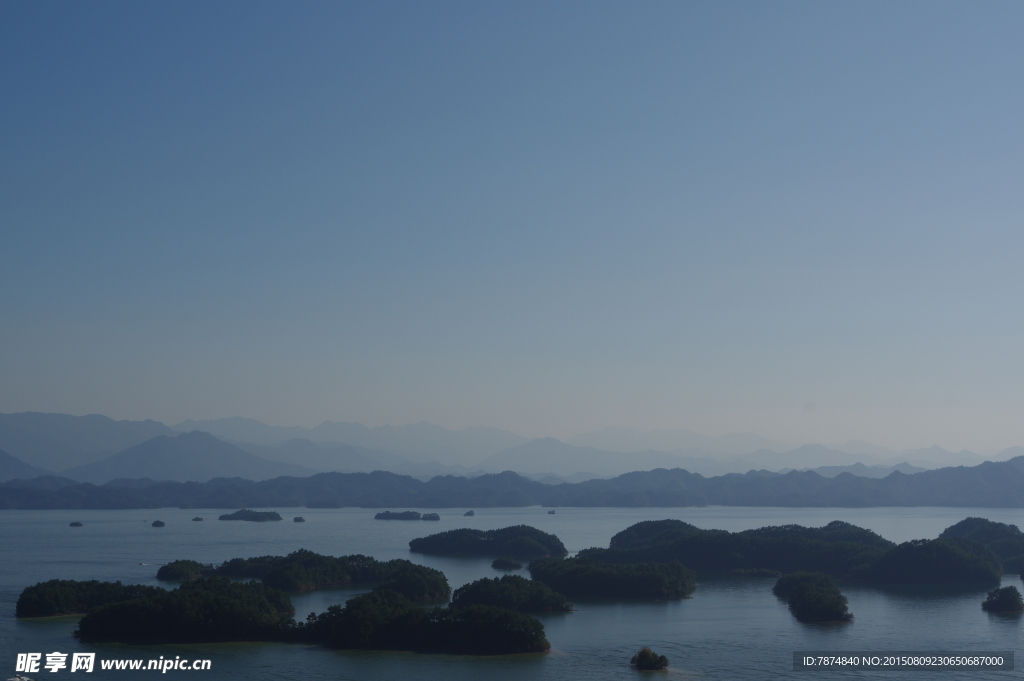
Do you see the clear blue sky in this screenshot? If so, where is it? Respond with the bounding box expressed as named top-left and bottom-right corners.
top-left (2, 1), bottom-right (1022, 451)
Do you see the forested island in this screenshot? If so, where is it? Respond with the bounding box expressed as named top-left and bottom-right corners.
top-left (157, 549), bottom-right (450, 599)
top-left (219, 509), bottom-right (282, 521)
top-left (8, 456), bottom-right (1024, 509)
top-left (16, 580), bottom-right (166, 618)
top-left (492, 557), bottom-right (523, 570)
top-left (450, 575), bottom-right (572, 613)
top-left (23, 562), bottom-right (548, 655)
top-left (981, 586), bottom-right (1024, 613)
top-left (529, 557), bottom-right (695, 599)
top-left (59, 577), bottom-right (548, 654)
top-left (375, 511), bottom-right (422, 520)
top-left (576, 518), bottom-right (1006, 587)
top-left (773, 572), bottom-right (852, 622)
top-left (409, 525), bottom-right (567, 558)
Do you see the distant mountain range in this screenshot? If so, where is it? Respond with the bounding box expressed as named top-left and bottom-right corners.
top-left (61, 431), bottom-right (314, 484)
top-left (0, 412), bottom-right (176, 471)
top-left (0, 447), bottom-right (51, 481)
top-left (567, 427), bottom-right (785, 456)
top-left (171, 417), bottom-right (528, 465)
top-left (6, 456), bottom-right (1024, 509)
top-left (0, 411), bottom-right (1018, 485)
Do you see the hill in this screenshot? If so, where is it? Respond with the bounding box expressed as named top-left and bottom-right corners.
top-left (172, 418), bottom-right (527, 466)
top-left (61, 431), bottom-right (315, 484)
top-left (7, 456), bottom-right (1024, 509)
top-left (0, 447), bottom-right (52, 482)
top-left (0, 412), bottom-right (177, 471)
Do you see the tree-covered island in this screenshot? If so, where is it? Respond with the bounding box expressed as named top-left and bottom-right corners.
top-left (409, 525), bottom-right (568, 558)
top-left (158, 549), bottom-right (450, 600)
top-left (981, 586), bottom-right (1024, 613)
top-left (450, 575), bottom-right (572, 613)
top-left (773, 572), bottom-right (852, 622)
top-left (65, 575), bottom-right (549, 654)
top-left (528, 557), bottom-right (695, 599)
top-left (575, 518), bottom-right (1004, 587)
top-left (218, 509), bottom-right (282, 521)
top-left (16, 580), bottom-right (166, 618)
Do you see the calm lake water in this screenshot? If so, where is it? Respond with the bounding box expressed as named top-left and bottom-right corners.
top-left (3, 506), bottom-right (1022, 680)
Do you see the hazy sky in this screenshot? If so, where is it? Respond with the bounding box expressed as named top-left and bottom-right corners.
top-left (2, 2), bottom-right (1023, 451)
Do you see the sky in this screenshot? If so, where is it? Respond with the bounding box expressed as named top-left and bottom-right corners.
top-left (2, 1), bottom-right (1023, 452)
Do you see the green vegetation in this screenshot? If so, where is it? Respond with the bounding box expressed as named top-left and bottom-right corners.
top-left (422, 513), bottom-right (440, 521)
top-left (982, 586), bottom-right (1024, 613)
top-left (773, 572), bottom-right (839, 598)
top-left (218, 509), bottom-right (282, 521)
top-left (630, 646), bottom-right (669, 670)
top-left (296, 589), bottom-right (550, 654)
top-left (151, 520), bottom-right (165, 527)
top-left (409, 525), bottom-right (568, 558)
top-left (17, 579), bottom-right (166, 618)
top-left (492, 557), bottom-right (523, 570)
top-left (29, 563), bottom-right (546, 655)
top-left (376, 511), bottom-right (421, 520)
top-left (293, 516), bottom-right (305, 522)
top-left (773, 572), bottom-right (852, 622)
top-left (75, 577), bottom-right (294, 643)
top-left (450, 575), bottom-right (571, 613)
top-left (165, 549), bottom-right (450, 600)
top-left (586, 520), bottom-right (892, 578)
top-left (157, 560), bottom-right (212, 581)
top-left (848, 537), bottom-right (1001, 586)
top-left (528, 557), bottom-right (695, 599)
top-left (940, 518), bottom-right (1024, 573)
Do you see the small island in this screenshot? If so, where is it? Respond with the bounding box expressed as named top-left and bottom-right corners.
top-left (17, 579), bottom-right (166, 618)
top-left (492, 557), bottom-right (523, 570)
top-left (982, 586), bottom-right (1024, 613)
top-left (151, 520), bottom-right (165, 527)
top-left (631, 646), bottom-right (669, 670)
top-left (529, 557), bottom-right (695, 599)
top-left (422, 513), bottom-right (440, 521)
top-left (192, 516), bottom-right (203, 521)
top-left (451, 575), bottom-right (571, 613)
top-left (218, 509), bottom-right (283, 522)
top-left (464, 510), bottom-right (475, 517)
top-left (69, 521), bottom-right (83, 527)
top-left (293, 516), bottom-right (305, 522)
top-left (773, 572), bottom-right (852, 622)
top-left (410, 525), bottom-right (568, 558)
top-left (375, 511), bottom-right (421, 520)
top-left (548, 509), bottom-right (556, 514)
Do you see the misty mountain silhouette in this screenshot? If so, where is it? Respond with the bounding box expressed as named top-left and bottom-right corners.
top-left (0, 447), bottom-right (52, 482)
top-left (61, 431), bottom-right (315, 484)
top-left (8, 456), bottom-right (1024, 509)
top-left (0, 412), bottom-right (177, 471)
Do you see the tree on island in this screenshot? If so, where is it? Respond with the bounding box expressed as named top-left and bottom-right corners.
top-left (982, 586), bottom-right (1024, 613)
top-left (630, 646), bottom-right (669, 670)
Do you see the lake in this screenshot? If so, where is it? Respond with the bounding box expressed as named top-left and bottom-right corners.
top-left (3, 506), bottom-right (1021, 680)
